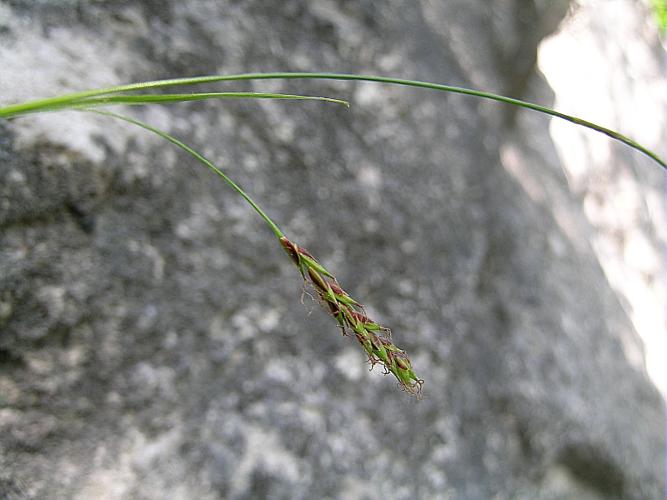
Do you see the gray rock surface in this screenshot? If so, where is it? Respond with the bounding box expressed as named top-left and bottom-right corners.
top-left (0, 1), bottom-right (664, 499)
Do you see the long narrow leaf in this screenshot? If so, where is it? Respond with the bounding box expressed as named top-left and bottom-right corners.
top-left (8, 92), bottom-right (348, 116)
top-left (1, 72), bottom-right (663, 168)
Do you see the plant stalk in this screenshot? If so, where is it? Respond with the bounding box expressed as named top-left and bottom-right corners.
top-left (86, 109), bottom-right (284, 239)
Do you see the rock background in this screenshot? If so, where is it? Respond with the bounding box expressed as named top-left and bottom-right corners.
top-left (0, 1), bottom-right (664, 499)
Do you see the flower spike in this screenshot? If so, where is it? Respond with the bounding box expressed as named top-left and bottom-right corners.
top-left (280, 236), bottom-right (423, 397)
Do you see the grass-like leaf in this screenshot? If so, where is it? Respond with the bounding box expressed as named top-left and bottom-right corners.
top-left (1, 72), bottom-right (663, 168)
top-left (4, 92), bottom-right (348, 116)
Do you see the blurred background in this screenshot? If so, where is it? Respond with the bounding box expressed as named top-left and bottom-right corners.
top-left (0, 1), bottom-right (665, 498)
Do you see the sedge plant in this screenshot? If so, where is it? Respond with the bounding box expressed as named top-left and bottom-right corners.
top-left (1, 72), bottom-right (664, 398)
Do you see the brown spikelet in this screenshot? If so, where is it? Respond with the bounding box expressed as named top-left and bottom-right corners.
top-left (280, 236), bottom-right (423, 397)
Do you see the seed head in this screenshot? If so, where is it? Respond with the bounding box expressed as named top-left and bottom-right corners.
top-left (280, 236), bottom-right (423, 397)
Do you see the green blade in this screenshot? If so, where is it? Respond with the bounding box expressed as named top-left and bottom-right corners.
top-left (1, 72), bottom-right (663, 169)
top-left (9, 91), bottom-right (348, 116)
